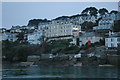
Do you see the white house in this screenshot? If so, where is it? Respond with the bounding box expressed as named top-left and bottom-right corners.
top-left (105, 33), bottom-right (120, 48)
top-left (110, 12), bottom-right (118, 21)
top-left (47, 20), bottom-right (81, 38)
top-left (93, 14), bottom-right (114, 31)
top-left (70, 15), bottom-right (97, 25)
top-left (10, 29), bottom-right (22, 33)
top-left (8, 33), bottom-right (18, 42)
top-left (38, 22), bottom-right (49, 38)
top-left (11, 26), bottom-right (21, 29)
top-left (27, 30), bottom-right (43, 44)
top-left (0, 28), bottom-right (6, 33)
top-left (0, 32), bottom-right (9, 41)
top-left (81, 15), bottom-right (97, 23)
top-left (73, 32), bottom-right (103, 46)
top-left (0, 32), bottom-right (18, 42)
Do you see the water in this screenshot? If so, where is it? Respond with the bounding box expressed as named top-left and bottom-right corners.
top-left (2, 64), bottom-right (120, 78)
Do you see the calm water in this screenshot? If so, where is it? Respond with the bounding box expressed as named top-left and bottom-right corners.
top-left (2, 64), bottom-right (120, 78)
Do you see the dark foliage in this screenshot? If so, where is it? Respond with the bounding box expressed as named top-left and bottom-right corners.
top-left (98, 8), bottom-right (108, 15)
top-left (82, 7), bottom-right (98, 16)
top-left (27, 19), bottom-right (50, 26)
top-left (80, 21), bottom-right (97, 31)
top-left (113, 20), bottom-right (120, 32)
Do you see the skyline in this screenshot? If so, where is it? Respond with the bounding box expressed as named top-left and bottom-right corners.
top-left (2, 2), bottom-right (118, 29)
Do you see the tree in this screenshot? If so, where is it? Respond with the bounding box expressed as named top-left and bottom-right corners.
top-left (80, 21), bottom-right (97, 31)
top-left (110, 10), bottom-right (118, 14)
top-left (117, 46), bottom-right (120, 55)
top-left (54, 16), bottom-right (69, 20)
top-left (17, 32), bottom-right (25, 43)
top-left (82, 7), bottom-right (90, 14)
top-left (98, 8), bottom-right (108, 15)
top-left (13, 45), bottom-right (29, 61)
top-left (113, 20), bottom-right (120, 32)
top-left (27, 19), bottom-right (50, 27)
top-left (89, 7), bottom-right (98, 16)
top-left (99, 39), bottom-right (105, 45)
top-left (82, 7), bottom-right (98, 16)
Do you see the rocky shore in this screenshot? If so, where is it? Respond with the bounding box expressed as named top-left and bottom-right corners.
top-left (3, 54), bottom-right (120, 67)
top-left (12, 56), bottom-right (115, 67)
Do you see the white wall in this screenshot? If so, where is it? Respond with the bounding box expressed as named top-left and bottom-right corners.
top-left (105, 37), bottom-right (120, 47)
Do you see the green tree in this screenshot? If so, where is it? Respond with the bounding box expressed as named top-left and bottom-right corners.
top-left (13, 45), bottom-right (29, 61)
top-left (82, 7), bottom-right (98, 16)
top-left (17, 32), bottom-right (25, 41)
top-left (98, 8), bottom-right (108, 15)
top-left (27, 19), bottom-right (50, 27)
top-left (113, 20), bottom-right (120, 32)
top-left (117, 46), bottom-right (120, 55)
top-left (110, 10), bottom-right (118, 14)
top-left (81, 21), bottom-right (97, 31)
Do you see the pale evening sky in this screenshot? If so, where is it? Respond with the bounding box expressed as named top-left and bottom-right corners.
top-left (2, 2), bottom-right (118, 29)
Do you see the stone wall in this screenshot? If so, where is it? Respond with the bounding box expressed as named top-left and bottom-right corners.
top-left (107, 55), bottom-right (120, 66)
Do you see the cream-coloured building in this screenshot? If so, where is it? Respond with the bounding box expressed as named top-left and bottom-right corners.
top-left (38, 20), bottom-right (81, 38)
top-left (48, 20), bottom-right (81, 38)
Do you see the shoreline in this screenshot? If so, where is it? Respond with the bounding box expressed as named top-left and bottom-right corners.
top-left (2, 78), bottom-right (119, 80)
top-left (2, 61), bottom-right (115, 67)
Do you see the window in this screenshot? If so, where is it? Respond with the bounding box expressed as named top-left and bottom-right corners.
top-left (66, 30), bottom-right (70, 32)
top-left (111, 38), bottom-right (113, 42)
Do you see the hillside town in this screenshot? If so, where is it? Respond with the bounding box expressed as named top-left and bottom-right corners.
top-left (1, 6), bottom-right (120, 66)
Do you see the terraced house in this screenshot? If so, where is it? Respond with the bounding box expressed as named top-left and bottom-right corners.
top-left (38, 20), bottom-right (81, 39)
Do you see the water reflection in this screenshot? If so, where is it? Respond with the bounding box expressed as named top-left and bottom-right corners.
top-left (2, 64), bottom-right (119, 78)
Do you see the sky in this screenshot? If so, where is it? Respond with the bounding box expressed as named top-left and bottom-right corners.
top-left (2, 2), bottom-right (118, 29)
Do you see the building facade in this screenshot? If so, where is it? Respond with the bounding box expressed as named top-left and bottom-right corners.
top-left (27, 30), bottom-right (43, 44)
top-left (93, 14), bottom-right (114, 31)
top-left (73, 32), bottom-right (103, 46)
top-left (38, 20), bottom-right (81, 38)
top-left (105, 33), bottom-right (120, 48)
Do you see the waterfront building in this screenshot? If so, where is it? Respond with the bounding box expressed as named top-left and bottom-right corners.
top-left (73, 32), bottom-right (103, 46)
top-left (27, 30), bottom-right (43, 44)
top-left (8, 33), bottom-right (18, 42)
top-left (38, 22), bottom-right (49, 38)
top-left (81, 15), bottom-right (97, 23)
top-left (0, 28), bottom-right (6, 33)
top-left (20, 26), bottom-right (29, 30)
top-left (70, 15), bottom-right (97, 25)
top-left (38, 20), bottom-right (81, 39)
top-left (10, 26), bottom-right (22, 33)
top-left (11, 26), bottom-right (21, 30)
top-left (110, 12), bottom-right (119, 21)
top-left (10, 29), bottom-right (22, 33)
top-left (93, 14), bottom-right (114, 31)
top-left (0, 31), bottom-right (18, 42)
top-left (105, 32), bottom-right (120, 49)
top-left (0, 32), bottom-right (9, 41)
